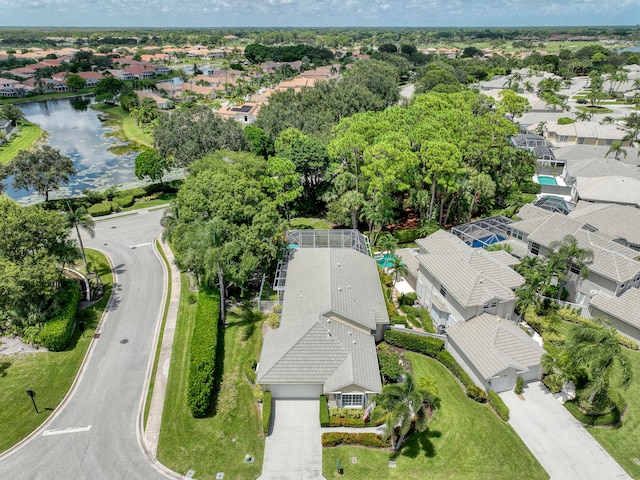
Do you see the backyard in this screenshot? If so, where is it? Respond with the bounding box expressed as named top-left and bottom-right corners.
top-left (0, 249), bottom-right (112, 453)
top-left (322, 352), bottom-right (548, 480)
top-left (156, 278), bottom-right (265, 480)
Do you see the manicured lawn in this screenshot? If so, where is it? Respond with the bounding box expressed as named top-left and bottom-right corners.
top-left (323, 352), bottom-right (548, 480)
top-left (0, 90), bottom-right (94, 105)
top-left (583, 348), bottom-right (640, 479)
top-left (0, 249), bottom-right (112, 453)
top-left (91, 103), bottom-right (154, 148)
top-left (289, 217), bottom-right (333, 230)
top-left (157, 291), bottom-right (265, 480)
top-left (0, 121), bottom-right (43, 165)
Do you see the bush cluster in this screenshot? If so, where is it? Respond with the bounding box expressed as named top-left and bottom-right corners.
top-left (400, 305), bottom-right (435, 333)
top-left (389, 315), bottom-right (410, 328)
top-left (487, 390), bottom-right (510, 420)
top-left (253, 384), bottom-right (264, 403)
top-left (377, 344), bottom-right (404, 383)
top-left (262, 391), bottom-right (272, 434)
top-left (37, 281), bottom-right (81, 351)
top-left (514, 377), bottom-right (524, 395)
top-left (394, 229), bottom-right (419, 244)
top-left (113, 195), bottom-right (134, 208)
top-left (87, 201), bottom-right (112, 217)
top-left (398, 292), bottom-right (417, 306)
top-left (466, 385), bottom-right (487, 402)
top-left (320, 395), bottom-right (329, 427)
top-left (187, 288), bottom-right (220, 418)
top-left (321, 432), bottom-right (389, 448)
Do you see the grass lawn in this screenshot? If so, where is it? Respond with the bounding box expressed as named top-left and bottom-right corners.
top-left (91, 103), bottom-right (154, 148)
top-left (322, 352), bottom-right (548, 480)
top-left (522, 193), bottom-right (537, 204)
top-left (0, 249), bottom-right (112, 453)
top-left (0, 121), bottom-right (44, 165)
top-left (581, 348), bottom-right (640, 479)
top-left (157, 287), bottom-right (265, 480)
top-left (0, 90), bottom-right (94, 105)
top-left (289, 217), bottom-right (333, 230)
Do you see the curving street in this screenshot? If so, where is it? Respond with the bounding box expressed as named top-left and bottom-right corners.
top-left (0, 208), bottom-right (172, 480)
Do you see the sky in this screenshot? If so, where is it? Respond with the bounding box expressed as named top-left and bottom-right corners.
top-left (0, 0), bottom-right (639, 28)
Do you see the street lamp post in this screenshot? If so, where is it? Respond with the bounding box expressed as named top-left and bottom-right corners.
top-left (26, 390), bottom-right (39, 414)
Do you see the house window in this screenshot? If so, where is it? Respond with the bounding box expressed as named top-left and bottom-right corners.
top-left (440, 285), bottom-right (447, 298)
top-left (531, 242), bottom-right (541, 255)
top-left (578, 137), bottom-right (585, 144)
top-left (340, 393), bottom-right (364, 408)
top-left (559, 135), bottom-right (569, 142)
top-left (483, 301), bottom-right (498, 313)
top-left (570, 263), bottom-right (581, 275)
top-left (512, 230), bottom-right (524, 241)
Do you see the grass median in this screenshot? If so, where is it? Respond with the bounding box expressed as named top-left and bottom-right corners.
top-left (0, 249), bottom-right (113, 453)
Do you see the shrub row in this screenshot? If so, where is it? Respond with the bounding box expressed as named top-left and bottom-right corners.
top-left (87, 201), bottom-right (112, 217)
top-left (328, 417), bottom-right (367, 427)
top-left (564, 398), bottom-right (623, 426)
top-left (113, 195), bottom-right (134, 208)
top-left (389, 315), bottom-right (410, 328)
top-left (187, 288), bottom-right (220, 418)
top-left (487, 390), bottom-right (510, 421)
top-left (377, 344), bottom-right (404, 383)
top-left (38, 282), bottom-right (81, 351)
top-left (321, 432), bottom-right (389, 448)
top-left (262, 391), bottom-right (272, 434)
top-left (320, 395), bottom-right (329, 427)
top-left (384, 330), bottom-right (486, 402)
top-left (400, 305), bottom-right (435, 333)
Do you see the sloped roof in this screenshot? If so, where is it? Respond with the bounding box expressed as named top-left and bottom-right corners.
top-left (569, 202), bottom-right (640, 246)
top-left (416, 229), bottom-right (469, 254)
top-left (517, 203), bottom-right (554, 220)
top-left (590, 288), bottom-right (640, 329)
top-left (526, 214), bottom-right (585, 244)
top-left (574, 176), bottom-right (640, 207)
top-left (447, 314), bottom-right (544, 380)
top-left (553, 144), bottom-right (640, 164)
top-left (566, 158), bottom-right (640, 181)
top-left (257, 246), bottom-right (387, 393)
top-left (396, 248), bottom-right (420, 277)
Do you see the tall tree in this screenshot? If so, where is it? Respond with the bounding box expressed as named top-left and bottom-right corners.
top-left (65, 205), bottom-right (95, 274)
top-left (605, 141), bottom-right (627, 160)
top-left (497, 89), bottom-right (531, 122)
top-left (547, 235), bottom-right (593, 300)
top-left (0, 104), bottom-right (25, 124)
top-left (134, 150), bottom-right (170, 184)
top-left (9, 145), bottom-right (76, 201)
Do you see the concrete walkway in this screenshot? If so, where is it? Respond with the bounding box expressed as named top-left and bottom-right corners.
top-left (259, 400), bottom-right (324, 480)
top-left (144, 238), bottom-right (182, 456)
top-left (500, 382), bottom-right (631, 480)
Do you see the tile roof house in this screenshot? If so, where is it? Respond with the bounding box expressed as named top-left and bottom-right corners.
top-left (544, 121), bottom-right (629, 147)
top-left (569, 202), bottom-right (640, 251)
top-left (411, 230), bottom-right (524, 330)
top-left (590, 288), bottom-right (640, 342)
top-left (563, 158), bottom-right (640, 186)
top-left (216, 102), bottom-right (260, 125)
top-left (446, 313), bottom-right (544, 392)
top-left (257, 235), bottom-right (389, 408)
top-left (572, 176), bottom-right (640, 208)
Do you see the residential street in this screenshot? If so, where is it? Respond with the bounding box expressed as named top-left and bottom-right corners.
top-left (0, 208), bottom-right (174, 479)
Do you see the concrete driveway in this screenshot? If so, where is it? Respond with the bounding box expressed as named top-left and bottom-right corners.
top-left (259, 400), bottom-right (324, 480)
top-left (500, 382), bottom-right (631, 480)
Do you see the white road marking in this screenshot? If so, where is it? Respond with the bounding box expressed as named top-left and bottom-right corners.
top-left (42, 425), bottom-right (92, 436)
top-left (129, 242), bottom-right (151, 249)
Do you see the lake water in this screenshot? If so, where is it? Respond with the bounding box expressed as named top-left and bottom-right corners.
top-left (2, 97), bottom-right (143, 205)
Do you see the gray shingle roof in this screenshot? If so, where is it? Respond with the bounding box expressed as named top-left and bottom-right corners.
top-left (569, 202), bottom-right (640, 247)
top-left (565, 158), bottom-right (640, 181)
top-left (416, 229), bottom-right (468, 254)
top-left (257, 247), bottom-right (387, 393)
top-left (515, 202), bottom-right (551, 221)
top-left (574, 176), bottom-right (640, 207)
top-left (553, 144), bottom-right (640, 164)
top-left (396, 248), bottom-right (420, 278)
top-left (447, 314), bottom-right (544, 380)
top-left (590, 288), bottom-right (640, 329)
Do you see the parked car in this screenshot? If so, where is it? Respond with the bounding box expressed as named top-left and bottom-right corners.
top-left (576, 99), bottom-right (587, 104)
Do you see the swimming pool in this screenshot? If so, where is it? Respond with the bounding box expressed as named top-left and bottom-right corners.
top-left (536, 175), bottom-right (559, 186)
top-left (376, 253), bottom-right (400, 268)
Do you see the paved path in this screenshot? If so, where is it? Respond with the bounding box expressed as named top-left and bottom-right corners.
top-left (500, 381), bottom-right (631, 480)
top-left (259, 400), bottom-right (324, 480)
top-left (0, 208), bottom-right (179, 480)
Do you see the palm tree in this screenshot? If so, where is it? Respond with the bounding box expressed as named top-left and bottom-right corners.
top-left (605, 141), bottom-right (627, 161)
top-left (600, 116), bottom-right (616, 125)
top-left (65, 204), bottom-right (95, 274)
top-left (575, 110), bottom-right (592, 122)
top-left (376, 232), bottom-right (398, 256)
top-left (548, 235), bottom-right (593, 300)
top-left (376, 375), bottom-right (430, 452)
top-left (567, 317), bottom-right (632, 410)
top-left (160, 203), bottom-right (179, 242)
top-left (388, 255), bottom-right (408, 283)
top-left (621, 112), bottom-right (640, 147)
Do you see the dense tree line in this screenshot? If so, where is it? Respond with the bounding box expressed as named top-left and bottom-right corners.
top-left (244, 43), bottom-right (334, 64)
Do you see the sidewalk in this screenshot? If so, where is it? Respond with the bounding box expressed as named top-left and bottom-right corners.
top-left (144, 238), bottom-right (182, 456)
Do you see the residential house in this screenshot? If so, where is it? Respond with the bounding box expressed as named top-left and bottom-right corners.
top-left (562, 158), bottom-right (640, 186)
top-left (544, 121), bottom-right (630, 147)
top-left (590, 288), bottom-right (640, 343)
top-left (568, 202), bottom-right (640, 251)
top-left (108, 69), bottom-right (136, 81)
top-left (571, 176), bottom-right (640, 208)
top-left (216, 103), bottom-right (260, 124)
top-left (135, 90), bottom-right (173, 109)
top-left (510, 133), bottom-right (560, 167)
top-left (257, 230), bottom-right (388, 408)
top-left (411, 230), bottom-right (524, 329)
top-left (446, 313), bottom-right (544, 392)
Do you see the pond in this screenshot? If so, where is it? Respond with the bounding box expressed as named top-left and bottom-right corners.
top-left (2, 97), bottom-right (144, 205)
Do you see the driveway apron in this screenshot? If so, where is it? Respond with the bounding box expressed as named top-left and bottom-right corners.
top-left (258, 400), bottom-right (324, 480)
top-left (500, 382), bottom-right (631, 480)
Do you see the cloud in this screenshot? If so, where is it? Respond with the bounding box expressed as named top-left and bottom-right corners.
top-left (0, 0), bottom-right (636, 27)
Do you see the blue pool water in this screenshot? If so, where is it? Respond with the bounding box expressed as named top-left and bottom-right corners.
top-left (376, 253), bottom-right (397, 268)
top-left (470, 235), bottom-right (506, 248)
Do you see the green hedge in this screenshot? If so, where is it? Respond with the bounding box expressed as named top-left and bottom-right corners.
top-left (322, 432), bottom-right (389, 448)
top-left (38, 282), bottom-right (81, 351)
top-left (389, 315), bottom-right (410, 328)
top-left (394, 228), bottom-right (419, 244)
top-left (564, 398), bottom-right (623, 426)
top-left (87, 201), bottom-right (112, 217)
top-left (187, 287), bottom-right (220, 418)
top-left (263, 391), bottom-right (272, 434)
top-left (114, 195), bottom-right (134, 208)
top-left (384, 329), bottom-right (444, 357)
top-left (515, 377), bottom-right (524, 395)
top-left (400, 305), bottom-right (435, 333)
top-left (320, 395), bottom-right (329, 427)
top-left (487, 390), bottom-right (510, 420)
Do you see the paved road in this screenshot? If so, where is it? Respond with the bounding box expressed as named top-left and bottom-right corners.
top-left (0, 209), bottom-right (173, 480)
top-left (500, 381), bottom-right (631, 480)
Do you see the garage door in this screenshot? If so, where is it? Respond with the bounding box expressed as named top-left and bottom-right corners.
top-left (270, 384), bottom-right (323, 399)
top-left (490, 374), bottom-right (515, 393)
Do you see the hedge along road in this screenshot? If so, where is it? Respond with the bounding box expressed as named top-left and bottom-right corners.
top-left (0, 208), bottom-right (177, 480)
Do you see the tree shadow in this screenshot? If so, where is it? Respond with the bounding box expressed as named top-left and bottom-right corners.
top-left (112, 264), bottom-right (126, 275)
top-left (391, 429), bottom-right (442, 460)
top-left (0, 360), bottom-right (11, 377)
top-left (205, 323), bottom-right (226, 418)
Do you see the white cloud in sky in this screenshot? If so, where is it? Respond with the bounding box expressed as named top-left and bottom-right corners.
top-left (0, 0), bottom-right (637, 27)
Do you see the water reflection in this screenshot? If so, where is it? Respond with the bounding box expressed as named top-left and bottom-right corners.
top-left (3, 97), bottom-right (142, 205)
